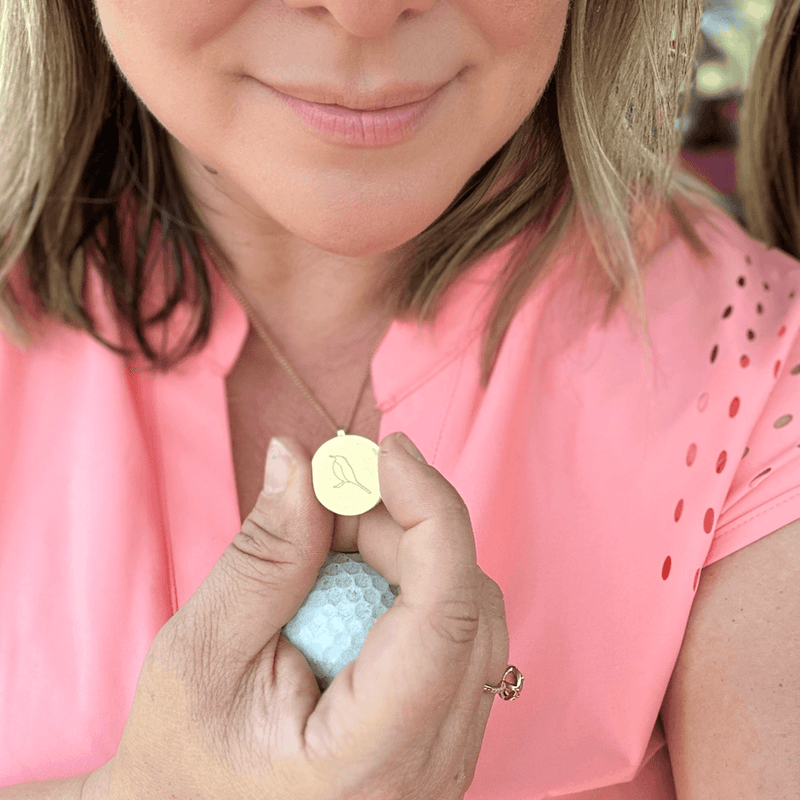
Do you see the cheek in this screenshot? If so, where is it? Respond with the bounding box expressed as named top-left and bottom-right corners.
top-left (99, 0), bottom-right (254, 52)
top-left (460, 0), bottom-right (563, 53)
top-left (457, 0), bottom-right (569, 136)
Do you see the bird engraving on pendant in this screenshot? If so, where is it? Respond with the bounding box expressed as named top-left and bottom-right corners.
top-left (328, 454), bottom-right (372, 494)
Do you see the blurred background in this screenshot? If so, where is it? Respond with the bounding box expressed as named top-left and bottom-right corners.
top-left (679, 0), bottom-right (777, 227)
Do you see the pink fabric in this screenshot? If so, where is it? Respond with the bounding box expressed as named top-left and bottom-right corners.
top-left (3, 194), bottom-right (800, 798)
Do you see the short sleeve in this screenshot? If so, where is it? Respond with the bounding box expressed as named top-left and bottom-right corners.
top-left (706, 281), bottom-right (800, 568)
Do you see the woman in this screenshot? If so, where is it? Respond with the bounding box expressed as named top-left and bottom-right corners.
top-left (0, 0), bottom-right (798, 798)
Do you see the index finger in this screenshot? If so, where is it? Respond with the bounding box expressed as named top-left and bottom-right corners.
top-left (306, 434), bottom-right (480, 755)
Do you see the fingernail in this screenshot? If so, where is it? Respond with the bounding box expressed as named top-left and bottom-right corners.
top-left (394, 432), bottom-right (427, 463)
top-left (265, 437), bottom-right (293, 494)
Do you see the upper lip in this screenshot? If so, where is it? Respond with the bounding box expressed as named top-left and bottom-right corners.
top-left (265, 80), bottom-right (449, 111)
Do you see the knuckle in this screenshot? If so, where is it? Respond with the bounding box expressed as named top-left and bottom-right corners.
top-left (226, 514), bottom-right (304, 589)
top-left (480, 573), bottom-right (507, 620)
top-left (428, 597), bottom-right (481, 647)
top-left (442, 498), bottom-right (472, 526)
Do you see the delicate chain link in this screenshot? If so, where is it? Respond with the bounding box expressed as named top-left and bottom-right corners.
top-left (219, 268), bottom-right (392, 437)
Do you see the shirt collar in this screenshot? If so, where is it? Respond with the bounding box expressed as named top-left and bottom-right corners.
top-left (198, 231), bottom-right (539, 411)
top-left (17, 190), bottom-right (554, 411)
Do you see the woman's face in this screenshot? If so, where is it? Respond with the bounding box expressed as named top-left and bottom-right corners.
top-left (92, 0), bottom-right (571, 328)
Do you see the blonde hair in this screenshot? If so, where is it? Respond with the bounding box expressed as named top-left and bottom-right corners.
top-left (736, 0), bottom-right (800, 262)
top-left (0, 0), bottom-right (730, 388)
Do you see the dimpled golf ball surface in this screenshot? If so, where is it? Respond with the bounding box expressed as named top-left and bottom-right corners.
top-left (282, 551), bottom-right (400, 692)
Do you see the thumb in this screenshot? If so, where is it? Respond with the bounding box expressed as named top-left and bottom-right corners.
top-left (179, 436), bottom-right (334, 670)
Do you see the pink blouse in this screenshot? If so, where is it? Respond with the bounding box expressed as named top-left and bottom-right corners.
top-left (3, 193), bottom-right (800, 798)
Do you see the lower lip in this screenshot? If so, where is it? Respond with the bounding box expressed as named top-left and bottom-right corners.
top-left (264, 82), bottom-right (451, 147)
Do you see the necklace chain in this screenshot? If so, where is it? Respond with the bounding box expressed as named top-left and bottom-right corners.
top-left (219, 268), bottom-right (392, 439)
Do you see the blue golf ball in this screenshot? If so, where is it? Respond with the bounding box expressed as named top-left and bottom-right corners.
top-left (282, 551), bottom-right (400, 692)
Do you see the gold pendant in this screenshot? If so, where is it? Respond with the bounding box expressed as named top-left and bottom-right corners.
top-left (311, 430), bottom-right (382, 516)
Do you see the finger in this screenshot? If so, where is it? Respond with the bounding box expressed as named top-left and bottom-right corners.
top-left (174, 437), bottom-right (334, 670)
top-left (351, 500), bottom-right (403, 586)
top-left (479, 575), bottom-right (512, 699)
top-left (432, 581), bottom-right (504, 795)
top-left (308, 433), bottom-right (481, 751)
top-left (355, 444), bottom-right (509, 699)
top-left (353, 434), bottom-right (469, 590)
top-left (359, 524), bottom-right (512, 701)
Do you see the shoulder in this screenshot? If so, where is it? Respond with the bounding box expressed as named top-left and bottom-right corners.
top-left (661, 516), bottom-right (800, 799)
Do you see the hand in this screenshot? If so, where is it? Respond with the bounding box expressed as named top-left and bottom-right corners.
top-left (104, 431), bottom-right (510, 800)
